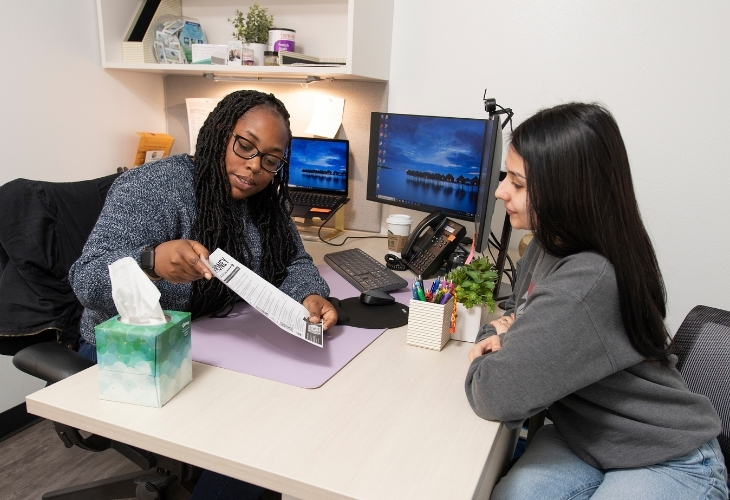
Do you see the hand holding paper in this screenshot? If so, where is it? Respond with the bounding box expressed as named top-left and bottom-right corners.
top-left (153, 240), bottom-right (212, 283)
top-left (204, 249), bottom-right (324, 347)
top-left (302, 294), bottom-right (338, 330)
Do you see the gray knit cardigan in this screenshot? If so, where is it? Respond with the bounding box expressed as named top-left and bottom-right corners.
top-left (69, 154), bottom-right (329, 344)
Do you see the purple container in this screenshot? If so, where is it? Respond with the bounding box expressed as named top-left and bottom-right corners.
top-left (267, 28), bottom-right (295, 53)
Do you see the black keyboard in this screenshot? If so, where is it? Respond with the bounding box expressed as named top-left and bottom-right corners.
top-left (291, 192), bottom-right (342, 209)
top-left (324, 248), bottom-right (409, 293)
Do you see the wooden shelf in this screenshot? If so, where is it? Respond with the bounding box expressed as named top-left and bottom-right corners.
top-left (102, 62), bottom-right (384, 81)
top-left (96, 0), bottom-right (393, 82)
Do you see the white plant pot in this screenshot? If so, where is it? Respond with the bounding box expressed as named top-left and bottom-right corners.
top-left (452, 303), bottom-right (488, 343)
top-left (243, 43), bottom-right (267, 66)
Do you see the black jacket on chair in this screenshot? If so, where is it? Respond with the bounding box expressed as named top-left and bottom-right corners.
top-left (0, 174), bottom-right (118, 355)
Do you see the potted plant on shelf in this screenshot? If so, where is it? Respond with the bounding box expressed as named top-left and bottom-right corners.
top-left (228, 3), bottom-right (274, 66)
top-left (445, 257), bottom-right (498, 342)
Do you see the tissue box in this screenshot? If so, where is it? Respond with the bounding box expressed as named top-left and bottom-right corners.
top-left (95, 311), bottom-right (192, 408)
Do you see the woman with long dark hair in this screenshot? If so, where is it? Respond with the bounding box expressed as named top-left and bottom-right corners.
top-left (466, 103), bottom-right (727, 499)
top-left (70, 89), bottom-right (337, 499)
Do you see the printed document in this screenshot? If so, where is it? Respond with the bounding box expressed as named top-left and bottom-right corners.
top-left (204, 249), bottom-right (323, 347)
top-left (305, 95), bottom-right (345, 138)
top-left (186, 98), bottom-right (221, 155)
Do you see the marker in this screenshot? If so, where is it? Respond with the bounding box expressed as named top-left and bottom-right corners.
top-left (439, 292), bottom-right (452, 304)
top-left (415, 281), bottom-right (426, 301)
top-left (429, 278), bottom-right (440, 296)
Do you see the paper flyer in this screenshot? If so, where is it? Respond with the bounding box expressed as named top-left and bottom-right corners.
top-left (305, 95), bottom-right (345, 138)
top-left (186, 98), bottom-right (221, 155)
top-left (204, 249), bottom-right (323, 347)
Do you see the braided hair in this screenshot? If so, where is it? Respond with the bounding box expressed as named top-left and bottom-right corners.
top-left (189, 90), bottom-right (296, 319)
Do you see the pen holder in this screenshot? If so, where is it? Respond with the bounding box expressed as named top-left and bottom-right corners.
top-left (406, 297), bottom-right (454, 351)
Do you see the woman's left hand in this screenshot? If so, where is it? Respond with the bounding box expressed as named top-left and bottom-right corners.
top-left (468, 336), bottom-right (502, 362)
top-left (490, 313), bottom-right (515, 334)
top-left (302, 295), bottom-right (338, 330)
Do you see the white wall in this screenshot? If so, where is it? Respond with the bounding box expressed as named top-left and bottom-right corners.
top-left (0, 1), bottom-right (166, 413)
top-left (2, 1), bottom-right (728, 414)
top-left (387, 0), bottom-right (730, 332)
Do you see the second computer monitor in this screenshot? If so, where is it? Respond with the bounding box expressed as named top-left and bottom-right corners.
top-left (366, 112), bottom-right (503, 252)
top-left (288, 137), bottom-right (349, 195)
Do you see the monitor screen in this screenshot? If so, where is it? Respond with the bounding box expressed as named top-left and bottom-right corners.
top-left (366, 112), bottom-right (498, 223)
top-left (288, 137), bottom-right (349, 195)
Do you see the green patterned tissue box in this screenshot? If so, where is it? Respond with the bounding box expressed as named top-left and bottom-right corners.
top-left (94, 311), bottom-right (192, 408)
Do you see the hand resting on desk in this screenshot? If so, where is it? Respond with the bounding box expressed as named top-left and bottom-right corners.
top-left (467, 313), bottom-right (514, 362)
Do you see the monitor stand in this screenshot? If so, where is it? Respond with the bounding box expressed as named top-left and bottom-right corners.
top-left (493, 213), bottom-right (513, 302)
top-left (294, 208), bottom-right (345, 242)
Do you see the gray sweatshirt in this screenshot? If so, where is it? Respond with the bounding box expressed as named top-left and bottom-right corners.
top-left (465, 241), bottom-right (721, 469)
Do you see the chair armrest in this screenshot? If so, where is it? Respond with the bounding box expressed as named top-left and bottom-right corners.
top-left (13, 342), bottom-right (94, 384)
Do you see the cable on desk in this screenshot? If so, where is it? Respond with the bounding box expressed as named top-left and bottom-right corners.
top-left (313, 205), bottom-right (388, 246)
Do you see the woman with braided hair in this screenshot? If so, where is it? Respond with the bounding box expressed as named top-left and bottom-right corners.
top-left (70, 90), bottom-right (337, 498)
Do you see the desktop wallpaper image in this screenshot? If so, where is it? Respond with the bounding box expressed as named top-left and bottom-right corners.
top-left (374, 114), bottom-right (486, 217)
top-left (289, 139), bottom-right (348, 193)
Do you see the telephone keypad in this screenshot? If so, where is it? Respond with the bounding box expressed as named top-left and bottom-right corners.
top-left (404, 219), bottom-right (467, 279)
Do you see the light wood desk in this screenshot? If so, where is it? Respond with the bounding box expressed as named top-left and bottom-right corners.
top-left (26, 237), bottom-right (517, 500)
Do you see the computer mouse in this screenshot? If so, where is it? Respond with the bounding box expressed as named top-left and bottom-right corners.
top-left (360, 289), bottom-right (396, 306)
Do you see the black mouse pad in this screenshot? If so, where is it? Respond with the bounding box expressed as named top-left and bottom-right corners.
top-left (329, 297), bottom-right (409, 329)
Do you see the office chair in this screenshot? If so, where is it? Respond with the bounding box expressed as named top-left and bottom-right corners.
top-left (3, 174), bottom-right (200, 499)
top-left (0, 175), bottom-right (117, 355)
top-left (672, 305), bottom-right (730, 466)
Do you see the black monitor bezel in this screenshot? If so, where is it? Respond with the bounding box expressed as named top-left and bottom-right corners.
top-left (365, 111), bottom-right (496, 223)
top-left (473, 116), bottom-right (503, 253)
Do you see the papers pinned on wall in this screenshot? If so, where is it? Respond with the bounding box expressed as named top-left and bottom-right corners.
top-left (305, 95), bottom-right (345, 138)
top-left (186, 98), bottom-right (221, 154)
top-left (134, 132), bottom-right (174, 167)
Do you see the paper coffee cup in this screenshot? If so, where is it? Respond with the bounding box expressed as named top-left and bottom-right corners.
top-left (386, 214), bottom-right (412, 256)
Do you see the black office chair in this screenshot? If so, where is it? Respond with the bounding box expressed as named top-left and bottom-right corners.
top-left (519, 305), bottom-right (730, 475)
top-left (673, 305), bottom-right (730, 467)
top-left (2, 174), bottom-right (200, 499)
top-left (0, 175), bottom-right (117, 354)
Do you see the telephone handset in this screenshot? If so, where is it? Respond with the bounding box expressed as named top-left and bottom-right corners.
top-left (399, 211), bottom-right (467, 279)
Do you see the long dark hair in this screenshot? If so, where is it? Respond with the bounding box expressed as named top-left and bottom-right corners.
top-left (511, 102), bottom-right (672, 364)
top-left (189, 90), bottom-right (296, 319)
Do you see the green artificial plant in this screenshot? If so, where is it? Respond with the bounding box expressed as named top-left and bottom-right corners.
top-left (228, 3), bottom-right (274, 44)
top-left (445, 257), bottom-right (498, 312)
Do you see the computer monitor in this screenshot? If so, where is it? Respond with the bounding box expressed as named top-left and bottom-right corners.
top-left (473, 116), bottom-right (503, 253)
top-left (288, 137), bottom-right (349, 195)
top-left (366, 112), bottom-right (503, 252)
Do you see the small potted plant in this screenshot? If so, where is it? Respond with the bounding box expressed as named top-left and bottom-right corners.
top-left (228, 3), bottom-right (274, 65)
top-left (445, 257), bottom-right (498, 342)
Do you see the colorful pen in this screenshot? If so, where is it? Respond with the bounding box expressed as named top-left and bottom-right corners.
top-left (429, 278), bottom-right (440, 296)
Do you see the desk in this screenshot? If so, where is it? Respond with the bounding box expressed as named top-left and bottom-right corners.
top-left (25, 237), bottom-right (517, 500)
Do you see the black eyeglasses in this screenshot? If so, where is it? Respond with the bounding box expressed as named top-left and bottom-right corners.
top-left (231, 133), bottom-right (287, 174)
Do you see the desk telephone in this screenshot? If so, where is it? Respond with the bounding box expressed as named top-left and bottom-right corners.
top-left (396, 211), bottom-right (466, 279)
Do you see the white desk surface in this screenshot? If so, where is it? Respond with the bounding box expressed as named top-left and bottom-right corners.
top-left (26, 236), bottom-right (517, 500)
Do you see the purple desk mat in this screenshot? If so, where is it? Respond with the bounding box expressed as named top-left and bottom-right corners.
top-left (192, 266), bottom-right (413, 389)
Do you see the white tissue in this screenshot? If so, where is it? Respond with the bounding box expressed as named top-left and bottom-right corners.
top-left (109, 257), bottom-right (167, 325)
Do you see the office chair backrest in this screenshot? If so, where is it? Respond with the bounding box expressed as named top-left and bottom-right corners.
top-left (673, 305), bottom-right (730, 464)
top-left (0, 174), bottom-right (119, 354)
